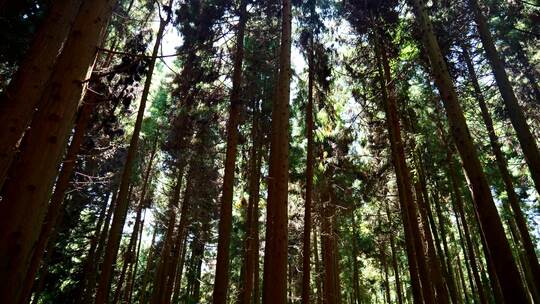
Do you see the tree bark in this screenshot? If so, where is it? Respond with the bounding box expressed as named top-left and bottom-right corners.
top-left (0, 1), bottom-right (117, 302)
top-left (213, 0), bottom-right (248, 301)
top-left (461, 44), bottom-right (540, 300)
top-left (407, 0), bottom-right (529, 301)
top-left (0, 0), bottom-right (83, 187)
top-left (93, 6), bottom-right (169, 302)
top-left (302, 29), bottom-right (315, 304)
top-left (375, 34), bottom-right (432, 304)
top-left (262, 0), bottom-right (291, 302)
top-left (19, 94), bottom-right (98, 304)
top-left (468, 0), bottom-right (540, 195)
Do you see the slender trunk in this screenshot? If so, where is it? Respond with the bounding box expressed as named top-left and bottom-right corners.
top-left (432, 188), bottom-right (461, 304)
top-left (94, 8), bottom-right (168, 302)
top-left (380, 242), bottom-right (392, 304)
top-left (461, 44), bottom-right (540, 300)
top-left (262, 0), bottom-right (291, 302)
top-left (446, 154), bottom-right (489, 304)
top-left (388, 223), bottom-right (404, 304)
top-left (0, 1), bottom-right (117, 302)
top-left (320, 176), bottom-right (341, 304)
top-left (351, 214), bottom-right (361, 304)
top-left (148, 163), bottom-right (185, 304)
top-left (414, 181), bottom-right (449, 304)
top-left (313, 226), bottom-right (323, 304)
top-left (302, 30), bottom-right (315, 304)
top-left (112, 206), bottom-right (143, 304)
top-left (162, 191), bottom-right (191, 304)
top-left (239, 100), bottom-right (262, 304)
top-left (171, 233), bottom-right (189, 304)
top-left (213, 0), bottom-right (248, 301)
top-left (0, 0), bottom-right (83, 186)
top-left (138, 227), bottom-right (157, 304)
top-left (468, 0), bottom-right (540, 194)
top-left (407, 0), bottom-right (528, 300)
top-left (375, 34), bottom-right (430, 304)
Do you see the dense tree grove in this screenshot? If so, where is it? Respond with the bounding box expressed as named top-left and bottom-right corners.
top-left (0, 0), bottom-right (539, 303)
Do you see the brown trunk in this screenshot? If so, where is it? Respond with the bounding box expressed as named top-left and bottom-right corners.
top-left (468, 0), bottom-right (540, 194)
top-left (407, 0), bottom-right (528, 301)
top-left (414, 182), bottom-right (450, 304)
top-left (138, 227), bottom-right (157, 304)
top-left (171, 233), bottom-right (189, 304)
top-left (446, 154), bottom-right (489, 304)
top-left (0, 1), bottom-right (117, 302)
top-left (350, 214), bottom-right (361, 304)
top-left (150, 164), bottom-right (187, 304)
top-left (431, 188), bottom-right (461, 304)
top-left (320, 176), bottom-right (341, 304)
top-left (0, 0), bottom-right (83, 186)
top-left (375, 34), bottom-right (431, 304)
top-left (113, 137), bottom-right (157, 304)
top-left (94, 6), bottom-right (168, 302)
top-left (461, 44), bottom-right (540, 300)
top-left (212, 0), bottom-right (248, 301)
top-left (239, 98), bottom-right (263, 304)
top-left (19, 95), bottom-right (97, 304)
top-left (313, 226), bottom-right (323, 304)
top-left (302, 30), bottom-right (315, 304)
top-left (387, 219), bottom-right (404, 304)
top-left (262, 0), bottom-right (291, 302)
top-left (162, 188), bottom-right (192, 304)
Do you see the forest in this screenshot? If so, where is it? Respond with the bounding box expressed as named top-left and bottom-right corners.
top-left (0, 0), bottom-right (539, 303)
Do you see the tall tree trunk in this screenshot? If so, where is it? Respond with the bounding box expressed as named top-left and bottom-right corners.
top-left (239, 98), bottom-right (263, 304)
top-left (262, 0), bottom-right (291, 302)
top-left (213, 0), bottom-right (248, 301)
top-left (148, 163), bottom-right (185, 304)
top-left (446, 153), bottom-right (489, 304)
top-left (461, 44), bottom-right (540, 300)
top-left (94, 7), bottom-right (169, 302)
top-left (19, 95), bottom-right (98, 304)
top-left (431, 187), bottom-right (461, 304)
top-left (171, 233), bottom-right (188, 304)
top-left (302, 30), bottom-right (315, 304)
top-left (313, 226), bottom-right (323, 304)
top-left (387, 210), bottom-right (404, 304)
top-left (0, 0), bottom-right (83, 186)
top-left (407, 0), bottom-right (528, 301)
top-left (320, 176), bottom-right (341, 304)
top-left (375, 34), bottom-right (432, 304)
top-left (162, 188), bottom-right (192, 304)
top-left (414, 181), bottom-right (450, 304)
top-left (138, 227), bottom-right (157, 304)
top-left (0, 1), bottom-right (117, 302)
top-left (468, 0), bottom-right (540, 194)
top-left (350, 213), bottom-right (361, 304)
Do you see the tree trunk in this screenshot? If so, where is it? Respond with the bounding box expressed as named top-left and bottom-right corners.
top-left (19, 94), bottom-right (98, 304)
top-left (262, 0), bottom-right (291, 302)
top-left (313, 226), bottom-right (323, 304)
top-left (468, 0), bottom-right (540, 195)
top-left (94, 7), bottom-right (168, 302)
top-left (407, 0), bottom-right (529, 301)
top-left (350, 213), bottom-right (361, 304)
top-left (0, 1), bottom-right (117, 302)
top-left (320, 175), bottom-right (341, 304)
top-left (239, 98), bottom-right (263, 304)
top-left (461, 44), bottom-right (540, 301)
top-left (447, 154), bottom-right (489, 304)
top-left (171, 233), bottom-right (189, 304)
top-left (0, 0), bottom-right (83, 187)
top-left (375, 33), bottom-right (432, 304)
top-left (302, 28), bottom-right (315, 304)
top-left (138, 227), bottom-right (158, 304)
top-left (213, 0), bottom-right (248, 301)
